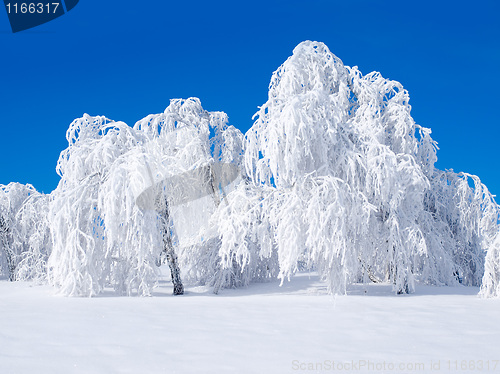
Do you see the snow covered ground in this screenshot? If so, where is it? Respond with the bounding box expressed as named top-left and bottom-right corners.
top-left (1, 271), bottom-right (499, 374)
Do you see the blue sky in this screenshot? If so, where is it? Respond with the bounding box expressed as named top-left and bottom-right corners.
top-left (1, 0), bottom-right (499, 196)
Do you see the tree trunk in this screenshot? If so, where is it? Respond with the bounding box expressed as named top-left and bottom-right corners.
top-left (163, 226), bottom-right (184, 295)
top-left (157, 199), bottom-right (184, 295)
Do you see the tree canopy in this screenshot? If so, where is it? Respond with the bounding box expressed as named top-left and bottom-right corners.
top-left (1, 41), bottom-right (499, 297)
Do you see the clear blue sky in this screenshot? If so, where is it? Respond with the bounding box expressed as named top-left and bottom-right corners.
top-left (1, 0), bottom-right (499, 197)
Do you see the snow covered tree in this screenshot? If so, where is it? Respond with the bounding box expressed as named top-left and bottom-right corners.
top-left (133, 98), bottom-right (245, 293)
top-left (481, 231), bottom-right (500, 298)
top-left (222, 40), bottom-right (500, 295)
top-left (47, 113), bottom-right (165, 296)
top-left (11, 191), bottom-right (52, 282)
top-left (47, 98), bottom-right (244, 296)
top-left (421, 171), bottom-right (499, 287)
top-left (0, 183), bottom-right (46, 281)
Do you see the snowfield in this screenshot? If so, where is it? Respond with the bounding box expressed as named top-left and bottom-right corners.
top-left (1, 272), bottom-right (499, 374)
top-left (2, 40), bottom-right (500, 374)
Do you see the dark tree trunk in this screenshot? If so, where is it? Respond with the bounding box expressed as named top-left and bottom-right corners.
top-left (163, 225), bottom-right (184, 295)
top-left (157, 199), bottom-right (184, 295)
